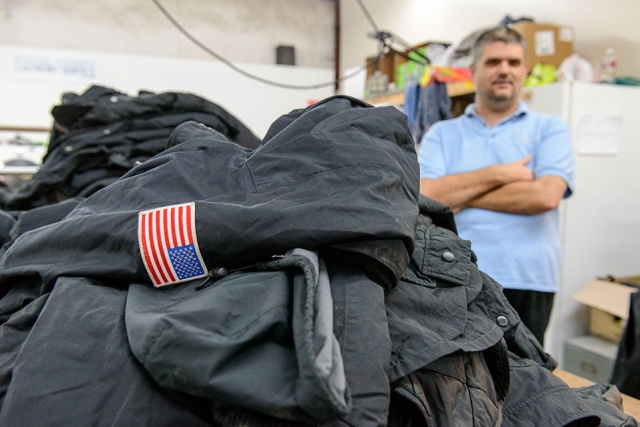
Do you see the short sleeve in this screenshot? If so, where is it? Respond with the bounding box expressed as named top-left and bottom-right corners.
top-left (418, 123), bottom-right (447, 179)
top-left (533, 116), bottom-right (575, 198)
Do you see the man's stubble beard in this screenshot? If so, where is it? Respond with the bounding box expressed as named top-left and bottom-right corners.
top-left (484, 88), bottom-right (518, 113)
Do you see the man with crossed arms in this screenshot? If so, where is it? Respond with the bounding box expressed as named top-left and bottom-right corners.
top-left (418, 26), bottom-right (575, 344)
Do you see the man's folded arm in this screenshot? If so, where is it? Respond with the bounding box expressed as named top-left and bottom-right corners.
top-left (467, 175), bottom-right (568, 215)
top-left (420, 154), bottom-right (534, 213)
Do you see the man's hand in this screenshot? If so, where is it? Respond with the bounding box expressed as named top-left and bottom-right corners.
top-left (489, 154), bottom-right (534, 184)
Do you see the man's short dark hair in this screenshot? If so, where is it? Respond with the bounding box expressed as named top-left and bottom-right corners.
top-left (471, 26), bottom-right (527, 66)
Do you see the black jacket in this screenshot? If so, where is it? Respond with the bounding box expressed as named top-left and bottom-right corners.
top-left (0, 96), bottom-right (419, 297)
top-left (0, 95), bottom-right (419, 426)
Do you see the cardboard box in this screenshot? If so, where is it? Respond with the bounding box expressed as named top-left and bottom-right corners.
top-left (510, 22), bottom-right (574, 68)
top-left (365, 52), bottom-right (395, 93)
top-left (572, 279), bottom-right (638, 343)
top-left (564, 335), bottom-right (618, 383)
top-left (610, 275), bottom-right (640, 287)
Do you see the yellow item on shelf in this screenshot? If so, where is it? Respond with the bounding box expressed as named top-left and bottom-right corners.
top-left (419, 65), bottom-right (433, 87)
top-left (419, 66), bottom-right (473, 87)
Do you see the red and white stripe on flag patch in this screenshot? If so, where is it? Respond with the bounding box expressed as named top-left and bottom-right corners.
top-left (138, 202), bottom-right (208, 287)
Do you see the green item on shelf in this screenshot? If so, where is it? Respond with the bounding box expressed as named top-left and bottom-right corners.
top-left (524, 62), bottom-right (556, 88)
top-left (396, 63), bottom-right (406, 89)
top-left (408, 47), bottom-right (427, 64)
top-left (395, 46), bottom-right (428, 90)
top-left (614, 76), bottom-right (640, 86)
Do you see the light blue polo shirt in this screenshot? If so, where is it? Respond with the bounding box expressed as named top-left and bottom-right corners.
top-left (418, 101), bottom-right (575, 292)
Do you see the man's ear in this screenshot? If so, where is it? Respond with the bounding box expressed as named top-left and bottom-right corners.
top-left (470, 63), bottom-right (476, 77)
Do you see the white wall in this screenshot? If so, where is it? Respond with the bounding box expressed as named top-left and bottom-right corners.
top-left (0, 1), bottom-right (338, 138)
top-left (0, 0), bottom-right (336, 69)
top-left (340, 0), bottom-right (640, 86)
top-left (0, 45), bottom-right (334, 138)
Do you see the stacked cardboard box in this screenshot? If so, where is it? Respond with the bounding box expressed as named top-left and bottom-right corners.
top-left (564, 277), bottom-right (639, 382)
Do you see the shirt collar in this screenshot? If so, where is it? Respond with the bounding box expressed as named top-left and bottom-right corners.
top-left (465, 100), bottom-right (529, 123)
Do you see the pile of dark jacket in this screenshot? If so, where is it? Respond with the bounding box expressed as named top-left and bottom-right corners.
top-left (0, 85), bottom-right (260, 210)
top-left (0, 95), bottom-right (636, 426)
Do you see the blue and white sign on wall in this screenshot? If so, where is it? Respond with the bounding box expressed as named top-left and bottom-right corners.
top-left (11, 50), bottom-right (100, 82)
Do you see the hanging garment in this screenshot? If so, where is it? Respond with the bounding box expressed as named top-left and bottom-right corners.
top-left (402, 83), bottom-right (420, 141)
top-left (610, 291), bottom-right (640, 399)
top-left (412, 82), bottom-right (451, 145)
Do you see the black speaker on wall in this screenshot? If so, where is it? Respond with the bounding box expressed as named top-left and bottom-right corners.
top-left (276, 45), bottom-right (296, 66)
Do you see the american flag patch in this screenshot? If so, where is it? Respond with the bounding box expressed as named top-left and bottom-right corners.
top-left (138, 202), bottom-right (208, 287)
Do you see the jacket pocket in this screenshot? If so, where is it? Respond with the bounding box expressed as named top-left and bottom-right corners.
top-left (422, 225), bottom-right (471, 287)
top-left (402, 223), bottom-right (472, 289)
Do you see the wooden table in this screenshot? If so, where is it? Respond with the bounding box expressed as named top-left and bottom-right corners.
top-left (554, 369), bottom-right (640, 420)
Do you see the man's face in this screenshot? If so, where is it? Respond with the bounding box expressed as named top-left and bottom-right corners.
top-left (471, 41), bottom-right (527, 107)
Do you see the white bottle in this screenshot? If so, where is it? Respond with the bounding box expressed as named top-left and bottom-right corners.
top-left (600, 48), bottom-right (616, 84)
